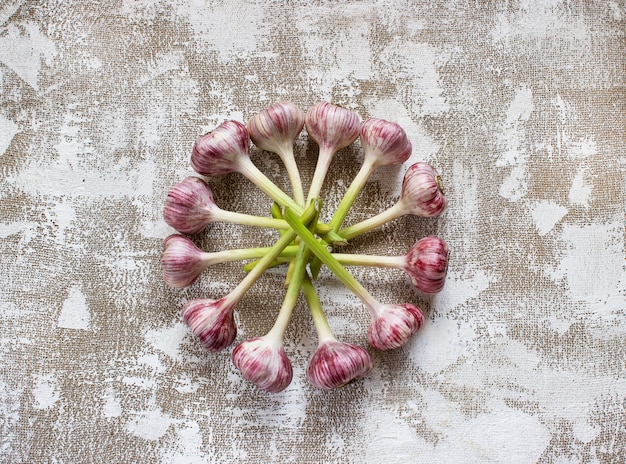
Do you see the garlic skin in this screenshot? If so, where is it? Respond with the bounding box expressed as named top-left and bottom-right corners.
top-left (368, 303), bottom-right (424, 351)
top-left (305, 102), bottom-right (361, 153)
top-left (247, 101), bottom-right (305, 155)
top-left (161, 234), bottom-right (207, 288)
top-left (360, 118), bottom-right (412, 167)
top-left (232, 337), bottom-right (293, 393)
top-left (400, 162), bottom-right (447, 217)
top-left (163, 177), bottom-right (218, 234)
top-left (190, 120), bottom-right (250, 177)
top-left (181, 298), bottom-right (237, 352)
top-left (306, 340), bottom-right (373, 390)
top-left (404, 236), bottom-right (449, 294)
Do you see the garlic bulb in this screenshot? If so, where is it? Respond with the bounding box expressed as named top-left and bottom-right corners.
top-left (232, 337), bottom-right (293, 393)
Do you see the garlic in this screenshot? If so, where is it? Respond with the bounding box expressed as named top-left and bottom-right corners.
top-left (231, 205), bottom-right (318, 391)
top-left (339, 162), bottom-right (447, 240)
top-left (164, 176), bottom-right (311, 235)
top-left (232, 337), bottom-right (293, 393)
top-left (367, 303), bottom-right (424, 351)
top-left (359, 118), bottom-right (413, 168)
top-left (302, 275), bottom-right (372, 390)
top-left (180, 203), bottom-right (318, 352)
top-left (191, 120), bottom-right (302, 213)
top-left (332, 119), bottom-right (412, 231)
top-left (161, 234), bottom-right (208, 288)
top-left (304, 102), bottom-right (361, 200)
top-left (404, 236), bottom-right (450, 294)
top-left (248, 101), bottom-right (306, 204)
top-left (310, 117), bottom-right (412, 277)
top-left (161, 234), bottom-right (300, 289)
top-left (400, 162), bottom-right (448, 218)
top-left (163, 177), bottom-right (215, 235)
top-left (306, 340), bottom-right (373, 390)
top-left (191, 120), bottom-right (250, 177)
top-left (181, 298), bottom-right (237, 352)
top-left (328, 235), bottom-right (450, 294)
top-left (164, 103), bottom-right (451, 390)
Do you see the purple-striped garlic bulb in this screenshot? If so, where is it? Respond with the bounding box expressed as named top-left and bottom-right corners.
top-left (305, 102), bottom-right (361, 153)
top-left (359, 118), bottom-right (412, 168)
top-left (306, 340), bottom-right (373, 390)
top-left (190, 120), bottom-right (250, 177)
top-left (247, 101), bottom-right (306, 204)
top-left (163, 177), bottom-right (218, 234)
top-left (338, 162), bottom-right (448, 241)
top-left (247, 101), bottom-right (305, 156)
top-left (181, 298), bottom-right (237, 352)
top-left (232, 337), bottom-right (293, 393)
top-left (368, 303), bottom-right (424, 351)
top-left (161, 234), bottom-right (207, 288)
top-left (404, 236), bottom-right (450, 294)
top-left (399, 162), bottom-right (447, 218)
top-left (304, 102), bottom-right (361, 200)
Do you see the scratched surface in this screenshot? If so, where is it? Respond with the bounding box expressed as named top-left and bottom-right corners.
top-left (1, 1), bottom-right (625, 462)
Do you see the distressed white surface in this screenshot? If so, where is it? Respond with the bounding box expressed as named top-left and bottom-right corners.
top-left (529, 200), bottom-right (568, 236)
top-left (58, 285), bottom-right (91, 330)
top-left (32, 373), bottom-right (60, 410)
top-left (0, 21), bottom-right (57, 90)
top-left (0, 1), bottom-right (624, 463)
top-left (0, 114), bottom-right (19, 157)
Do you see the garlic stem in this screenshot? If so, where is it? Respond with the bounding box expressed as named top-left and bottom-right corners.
top-left (277, 145), bottom-right (305, 206)
top-left (329, 253), bottom-right (402, 268)
top-left (211, 209), bottom-right (291, 230)
top-left (211, 208), bottom-right (331, 235)
top-left (328, 158), bottom-right (376, 231)
top-left (338, 201), bottom-right (406, 240)
top-left (203, 245), bottom-right (299, 267)
top-left (306, 147), bottom-right (334, 202)
top-left (266, 241), bottom-right (310, 342)
top-left (236, 156), bottom-right (303, 213)
top-left (267, 199), bottom-right (320, 341)
top-left (224, 203), bottom-right (317, 306)
top-left (242, 249), bottom-right (406, 272)
top-left (283, 208), bottom-right (380, 313)
top-left (310, 157), bottom-right (376, 277)
top-left (301, 275), bottom-right (335, 344)
top-left (228, 158), bottom-right (341, 242)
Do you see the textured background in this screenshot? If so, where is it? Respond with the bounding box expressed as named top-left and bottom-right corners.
top-left (1, 1), bottom-right (625, 462)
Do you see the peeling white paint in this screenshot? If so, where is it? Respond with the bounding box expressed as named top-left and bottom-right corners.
top-left (32, 373), bottom-right (60, 410)
top-left (568, 167), bottom-right (592, 207)
top-left (408, 315), bottom-right (478, 374)
top-left (420, 396), bottom-right (551, 464)
top-left (529, 200), bottom-right (568, 236)
top-left (0, 221), bottom-right (36, 239)
top-left (545, 222), bottom-right (624, 304)
top-left (58, 285), bottom-right (91, 330)
top-left (126, 407), bottom-right (173, 441)
top-left (102, 385), bottom-right (122, 418)
top-left (0, 114), bottom-right (19, 156)
top-left (434, 269), bottom-right (497, 313)
top-left (7, 156), bottom-right (156, 199)
top-left (144, 321), bottom-right (190, 362)
top-left (160, 421), bottom-right (214, 464)
top-left (497, 87), bottom-right (534, 202)
top-left (491, 1), bottom-right (589, 46)
top-left (0, 21), bottom-right (57, 90)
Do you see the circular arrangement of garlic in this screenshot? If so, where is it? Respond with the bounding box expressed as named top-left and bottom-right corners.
top-left (161, 101), bottom-right (448, 393)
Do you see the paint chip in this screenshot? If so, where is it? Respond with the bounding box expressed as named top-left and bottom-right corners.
top-left (58, 285), bottom-right (91, 330)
